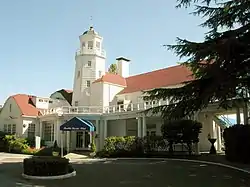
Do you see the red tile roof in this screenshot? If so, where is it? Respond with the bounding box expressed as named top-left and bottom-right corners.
top-left (119, 65), bottom-right (194, 94)
top-left (12, 94), bottom-right (41, 116)
top-left (93, 65), bottom-right (194, 94)
top-left (93, 73), bottom-right (127, 87)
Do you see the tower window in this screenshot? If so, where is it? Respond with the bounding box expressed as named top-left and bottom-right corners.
top-left (86, 80), bottom-right (91, 87)
top-left (88, 41), bottom-right (93, 49)
top-left (82, 42), bottom-right (85, 48)
top-left (96, 41), bottom-right (100, 49)
top-left (99, 71), bottom-right (102, 77)
top-left (87, 61), bottom-right (92, 67)
top-left (77, 71), bottom-right (81, 78)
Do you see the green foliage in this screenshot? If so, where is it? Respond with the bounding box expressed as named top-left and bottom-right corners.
top-left (145, 0), bottom-right (250, 120)
top-left (4, 135), bottom-right (29, 153)
top-left (90, 136), bottom-right (96, 152)
top-left (100, 136), bottom-right (144, 157)
top-left (223, 124), bottom-right (250, 163)
top-left (108, 63), bottom-right (117, 74)
top-left (23, 156), bottom-right (73, 176)
top-left (161, 119), bottom-right (202, 155)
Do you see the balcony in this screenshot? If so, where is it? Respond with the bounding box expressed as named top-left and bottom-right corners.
top-left (76, 47), bottom-right (106, 58)
top-left (40, 100), bottom-right (169, 116)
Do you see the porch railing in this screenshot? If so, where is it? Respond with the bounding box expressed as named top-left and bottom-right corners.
top-left (40, 100), bottom-right (169, 116)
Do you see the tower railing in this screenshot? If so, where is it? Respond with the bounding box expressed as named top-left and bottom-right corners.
top-left (76, 47), bottom-right (106, 57)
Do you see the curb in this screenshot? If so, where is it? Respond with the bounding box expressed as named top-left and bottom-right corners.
top-left (103, 157), bottom-right (250, 174)
top-left (22, 170), bottom-right (76, 180)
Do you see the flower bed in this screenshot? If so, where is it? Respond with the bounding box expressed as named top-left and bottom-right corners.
top-left (23, 156), bottom-right (74, 177)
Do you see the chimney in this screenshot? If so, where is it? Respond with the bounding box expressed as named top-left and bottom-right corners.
top-left (116, 57), bottom-right (130, 78)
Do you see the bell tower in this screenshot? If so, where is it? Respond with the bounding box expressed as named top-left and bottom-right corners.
top-left (72, 26), bottom-right (106, 106)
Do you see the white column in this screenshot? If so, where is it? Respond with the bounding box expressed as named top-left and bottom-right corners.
top-left (103, 120), bottom-right (107, 139)
top-left (39, 121), bottom-right (43, 138)
top-left (142, 116), bottom-right (146, 137)
top-left (56, 118), bottom-right (61, 143)
top-left (60, 132), bottom-right (64, 157)
top-left (95, 120), bottom-right (100, 151)
top-left (243, 104), bottom-right (248, 125)
top-left (66, 131), bottom-right (70, 153)
top-left (216, 125), bottom-right (222, 152)
top-left (236, 107), bottom-right (241, 124)
top-left (137, 117), bottom-right (141, 137)
top-left (100, 120), bottom-right (107, 150)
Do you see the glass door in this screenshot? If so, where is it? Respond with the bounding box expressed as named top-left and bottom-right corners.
top-left (76, 131), bottom-right (84, 149)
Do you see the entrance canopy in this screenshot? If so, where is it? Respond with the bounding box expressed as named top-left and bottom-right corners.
top-left (60, 117), bottom-right (95, 132)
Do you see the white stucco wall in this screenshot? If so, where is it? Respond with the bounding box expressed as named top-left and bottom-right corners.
top-left (0, 97), bottom-right (23, 136)
top-left (103, 83), bottom-right (124, 107)
top-left (90, 82), bottom-right (103, 106)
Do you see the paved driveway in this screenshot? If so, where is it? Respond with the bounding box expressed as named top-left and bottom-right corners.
top-left (0, 159), bottom-right (249, 187)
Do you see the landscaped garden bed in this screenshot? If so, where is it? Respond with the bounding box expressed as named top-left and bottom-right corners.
top-left (22, 156), bottom-right (76, 179)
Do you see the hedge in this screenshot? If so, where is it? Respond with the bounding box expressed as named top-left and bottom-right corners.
top-left (23, 156), bottom-right (74, 176)
top-left (223, 124), bottom-right (250, 163)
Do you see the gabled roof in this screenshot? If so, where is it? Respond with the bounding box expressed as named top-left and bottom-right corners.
top-left (50, 89), bottom-right (73, 105)
top-left (93, 73), bottom-right (127, 87)
top-left (119, 65), bottom-right (194, 94)
top-left (11, 94), bottom-right (41, 116)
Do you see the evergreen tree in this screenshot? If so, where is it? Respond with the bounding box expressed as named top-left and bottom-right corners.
top-left (108, 64), bottom-right (117, 74)
top-left (145, 0), bottom-right (250, 120)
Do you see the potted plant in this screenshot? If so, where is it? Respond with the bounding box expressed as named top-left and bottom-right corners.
top-left (52, 140), bottom-right (59, 156)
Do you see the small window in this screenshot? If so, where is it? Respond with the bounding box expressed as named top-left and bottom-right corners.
top-left (49, 100), bottom-right (53, 103)
top-left (96, 41), bottom-right (100, 48)
top-left (82, 42), bottom-right (85, 47)
top-left (77, 71), bottom-right (81, 78)
top-left (39, 99), bottom-right (43, 102)
top-left (99, 71), bottom-right (102, 77)
top-left (9, 104), bottom-right (12, 112)
top-left (75, 101), bottom-right (79, 106)
top-left (87, 61), bottom-right (92, 67)
top-left (88, 41), bottom-right (93, 49)
top-left (86, 80), bottom-right (91, 87)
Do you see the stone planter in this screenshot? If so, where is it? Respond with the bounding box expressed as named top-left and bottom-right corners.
top-left (208, 138), bottom-right (217, 154)
top-left (52, 151), bottom-right (59, 156)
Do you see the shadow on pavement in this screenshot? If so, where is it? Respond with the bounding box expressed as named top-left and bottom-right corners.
top-left (0, 159), bottom-right (249, 187)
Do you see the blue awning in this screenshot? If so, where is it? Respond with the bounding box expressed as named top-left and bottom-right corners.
top-left (60, 117), bottom-right (95, 131)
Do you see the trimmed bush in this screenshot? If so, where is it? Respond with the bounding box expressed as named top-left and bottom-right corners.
top-left (23, 156), bottom-right (73, 176)
top-left (101, 136), bottom-right (145, 157)
top-left (223, 124), bottom-right (250, 163)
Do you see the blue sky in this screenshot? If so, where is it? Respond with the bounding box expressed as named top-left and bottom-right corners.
top-left (0, 0), bottom-right (207, 104)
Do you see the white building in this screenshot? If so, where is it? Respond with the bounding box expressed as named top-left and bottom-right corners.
top-left (0, 26), bottom-right (241, 153)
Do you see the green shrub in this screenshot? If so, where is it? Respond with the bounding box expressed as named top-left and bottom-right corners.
top-left (161, 119), bottom-right (202, 155)
top-left (223, 124), bottom-right (250, 163)
top-left (23, 156), bottom-right (73, 176)
top-left (4, 135), bottom-right (29, 153)
top-left (100, 136), bottom-right (145, 157)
